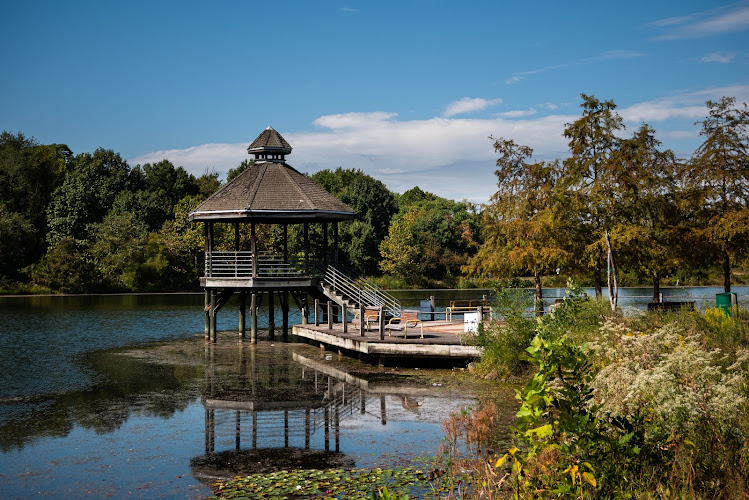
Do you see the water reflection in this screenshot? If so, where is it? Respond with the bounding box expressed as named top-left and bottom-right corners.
top-left (191, 342), bottom-right (474, 479)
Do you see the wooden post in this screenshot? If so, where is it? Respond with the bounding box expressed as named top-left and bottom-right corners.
top-left (327, 301), bottom-right (333, 329)
top-left (283, 224), bottom-right (288, 262)
top-left (251, 223), bottom-right (257, 278)
top-left (342, 304), bottom-right (348, 333)
top-left (210, 289), bottom-right (217, 342)
top-left (250, 293), bottom-right (257, 344)
top-left (360, 305), bottom-right (365, 337)
top-left (204, 289), bottom-right (210, 341)
top-left (303, 222), bottom-right (309, 274)
top-left (323, 222), bottom-right (328, 267)
top-left (268, 291), bottom-right (275, 341)
top-left (239, 292), bottom-right (246, 339)
top-left (302, 296), bottom-right (309, 325)
top-left (378, 306), bottom-right (385, 340)
top-left (429, 295), bottom-right (435, 321)
top-left (315, 299), bottom-right (320, 326)
top-left (333, 222), bottom-right (339, 265)
top-left (476, 305), bottom-right (483, 325)
top-left (282, 291), bottom-right (289, 342)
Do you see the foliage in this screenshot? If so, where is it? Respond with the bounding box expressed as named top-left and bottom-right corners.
top-left (30, 237), bottom-right (100, 293)
top-left (685, 97), bottom-right (749, 292)
top-left (210, 467), bottom-right (432, 499)
top-left (380, 191), bottom-right (480, 286)
top-left (489, 283), bottom-right (749, 498)
top-left (465, 138), bottom-right (566, 314)
top-left (561, 94), bottom-right (624, 297)
top-left (310, 167), bottom-right (398, 275)
top-left (472, 288), bottom-right (537, 378)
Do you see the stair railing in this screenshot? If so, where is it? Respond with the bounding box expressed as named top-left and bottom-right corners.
top-left (319, 263), bottom-right (400, 316)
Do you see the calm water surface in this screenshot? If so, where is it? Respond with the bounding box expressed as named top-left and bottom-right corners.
top-left (0, 294), bottom-right (509, 499)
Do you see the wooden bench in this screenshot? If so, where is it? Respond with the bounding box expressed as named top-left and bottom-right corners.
top-left (446, 300), bottom-right (492, 321)
top-left (353, 307), bottom-right (382, 330)
top-left (386, 310), bottom-right (423, 338)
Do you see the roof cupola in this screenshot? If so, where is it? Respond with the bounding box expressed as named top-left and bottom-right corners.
top-left (247, 126), bottom-right (292, 162)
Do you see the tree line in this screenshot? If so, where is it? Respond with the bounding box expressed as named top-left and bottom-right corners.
top-left (0, 94), bottom-right (745, 295)
top-left (464, 94), bottom-right (748, 312)
top-left (0, 133), bottom-right (480, 293)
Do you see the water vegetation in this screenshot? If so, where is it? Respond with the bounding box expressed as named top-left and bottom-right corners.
top-left (447, 282), bottom-right (749, 498)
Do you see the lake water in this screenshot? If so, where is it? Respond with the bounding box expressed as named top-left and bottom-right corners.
top-left (1, 286), bottom-right (745, 498)
top-left (0, 294), bottom-right (511, 499)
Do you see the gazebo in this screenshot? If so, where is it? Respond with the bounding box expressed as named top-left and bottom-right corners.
top-left (189, 127), bottom-right (396, 343)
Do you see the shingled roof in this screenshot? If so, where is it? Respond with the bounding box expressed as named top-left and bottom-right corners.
top-left (189, 128), bottom-right (356, 223)
top-left (247, 126), bottom-right (292, 155)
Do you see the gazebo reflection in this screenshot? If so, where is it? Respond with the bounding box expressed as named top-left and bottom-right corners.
top-left (191, 346), bottom-right (397, 479)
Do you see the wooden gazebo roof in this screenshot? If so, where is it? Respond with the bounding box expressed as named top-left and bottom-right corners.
top-left (189, 127), bottom-right (356, 223)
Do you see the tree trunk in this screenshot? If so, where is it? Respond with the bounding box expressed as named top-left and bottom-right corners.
top-left (652, 271), bottom-right (660, 303)
top-left (605, 232), bottom-right (618, 312)
top-left (723, 251), bottom-right (731, 293)
top-left (594, 258), bottom-right (603, 299)
top-left (534, 272), bottom-right (544, 317)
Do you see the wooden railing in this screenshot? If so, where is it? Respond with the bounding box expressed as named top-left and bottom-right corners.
top-left (206, 251), bottom-right (307, 278)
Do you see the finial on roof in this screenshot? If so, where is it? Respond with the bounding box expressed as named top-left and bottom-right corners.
top-left (248, 127), bottom-right (292, 160)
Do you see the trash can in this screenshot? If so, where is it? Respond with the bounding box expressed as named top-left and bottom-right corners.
top-left (716, 292), bottom-right (737, 317)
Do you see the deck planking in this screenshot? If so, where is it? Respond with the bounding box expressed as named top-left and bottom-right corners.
top-left (291, 320), bottom-right (481, 361)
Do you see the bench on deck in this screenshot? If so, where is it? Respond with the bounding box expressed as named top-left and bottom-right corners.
top-left (386, 310), bottom-right (423, 338)
top-left (353, 307), bottom-right (382, 330)
top-left (446, 300), bottom-right (492, 321)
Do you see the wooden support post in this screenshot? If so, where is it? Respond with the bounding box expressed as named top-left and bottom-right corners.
top-left (251, 223), bottom-right (257, 278)
top-left (360, 305), bottom-right (365, 337)
top-left (302, 295), bottom-right (309, 325)
top-left (239, 292), bottom-right (246, 339)
top-left (327, 301), bottom-right (333, 330)
top-left (333, 222), bottom-right (339, 265)
top-left (204, 289), bottom-right (210, 341)
top-left (305, 408), bottom-right (311, 449)
top-left (250, 293), bottom-right (257, 344)
top-left (282, 291), bottom-right (289, 342)
top-left (315, 299), bottom-right (320, 326)
top-left (380, 395), bottom-right (386, 425)
top-left (429, 295), bottom-right (435, 321)
top-left (210, 289), bottom-right (217, 342)
top-left (477, 305), bottom-right (483, 325)
top-left (303, 222), bottom-right (309, 274)
top-left (268, 291), bottom-right (275, 341)
top-left (283, 224), bottom-right (288, 262)
top-left (323, 222), bottom-right (328, 267)
top-left (342, 304), bottom-right (348, 333)
top-left (379, 306), bottom-right (385, 340)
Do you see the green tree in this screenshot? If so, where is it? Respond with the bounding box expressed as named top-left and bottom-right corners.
top-left (607, 124), bottom-right (679, 301)
top-left (309, 168), bottom-right (398, 275)
top-left (687, 97), bottom-right (749, 292)
top-left (465, 138), bottom-right (566, 314)
top-left (561, 94), bottom-right (624, 297)
top-left (89, 212), bottom-right (148, 290)
top-left (31, 238), bottom-right (99, 293)
top-left (46, 149), bottom-right (130, 246)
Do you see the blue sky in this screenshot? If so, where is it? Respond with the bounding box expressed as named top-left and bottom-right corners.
top-left (1, 1), bottom-right (747, 202)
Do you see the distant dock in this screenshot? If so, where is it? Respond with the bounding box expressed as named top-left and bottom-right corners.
top-left (291, 320), bottom-right (481, 365)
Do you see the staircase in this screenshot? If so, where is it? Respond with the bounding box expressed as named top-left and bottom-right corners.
top-left (316, 264), bottom-right (401, 317)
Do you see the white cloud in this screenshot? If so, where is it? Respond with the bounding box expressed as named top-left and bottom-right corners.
top-left (701, 51), bottom-right (736, 63)
top-left (619, 84), bottom-right (749, 122)
top-left (499, 109), bottom-right (537, 118)
top-left (129, 86), bottom-right (749, 204)
top-left (650, 1), bottom-right (749, 39)
top-left (442, 97), bottom-right (503, 117)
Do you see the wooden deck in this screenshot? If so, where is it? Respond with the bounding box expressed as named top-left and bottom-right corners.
top-left (291, 320), bottom-right (481, 362)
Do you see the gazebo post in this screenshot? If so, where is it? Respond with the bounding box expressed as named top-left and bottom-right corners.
top-left (303, 222), bottom-right (309, 274)
top-left (204, 289), bottom-right (210, 341)
top-left (268, 290), bottom-right (275, 341)
top-left (283, 224), bottom-right (288, 262)
top-left (323, 222), bottom-right (328, 267)
top-left (210, 289), bottom-right (217, 342)
top-left (334, 222), bottom-right (339, 266)
top-left (282, 291), bottom-right (289, 342)
top-left (250, 293), bottom-right (257, 344)
top-left (238, 291), bottom-right (246, 339)
top-left (251, 223), bottom-right (257, 278)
